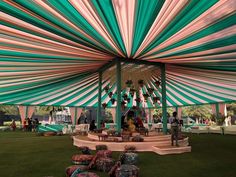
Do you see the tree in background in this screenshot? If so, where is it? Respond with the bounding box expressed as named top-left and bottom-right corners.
top-left (227, 103), bottom-right (236, 116)
top-left (182, 105), bottom-right (212, 119)
top-left (0, 105), bottom-right (18, 115)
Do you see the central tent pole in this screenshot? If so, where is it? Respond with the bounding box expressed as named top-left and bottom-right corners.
top-left (116, 59), bottom-right (121, 132)
top-left (161, 63), bottom-right (167, 134)
top-left (97, 71), bottom-right (102, 129)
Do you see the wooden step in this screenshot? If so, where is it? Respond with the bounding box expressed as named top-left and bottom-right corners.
top-left (152, 146), bottom-right (191, 155)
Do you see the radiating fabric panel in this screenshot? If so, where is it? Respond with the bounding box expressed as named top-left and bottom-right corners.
top-left (0, 0), bottom-right (236, 108)
top-left (18, 105), bottom-right (27, 123)
top-left (18, 105), bottom-right (35, 122)
top-left (70, 107), bottom-right (83, 125)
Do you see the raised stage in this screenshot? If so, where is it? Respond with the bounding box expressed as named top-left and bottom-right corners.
top-left (73, 132), bottom-right (191, 155)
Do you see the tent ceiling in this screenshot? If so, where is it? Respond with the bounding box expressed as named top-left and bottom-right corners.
top-left (0, 0), bottom-right (236, 107)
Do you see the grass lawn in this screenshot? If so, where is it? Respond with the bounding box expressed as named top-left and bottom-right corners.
top-left (0, 132), bottom-right (236, 177)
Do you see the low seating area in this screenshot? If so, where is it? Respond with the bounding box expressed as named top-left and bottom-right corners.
top-left (187, 125), bottom-right (236, 135)
top-left (65, 145), bottom-right (140, 177)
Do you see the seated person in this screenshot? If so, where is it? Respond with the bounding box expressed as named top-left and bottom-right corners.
top-left (136, 117), bottom-right (144, 128)
top-left (89, 120), bottom-right (96, 131)
top-left (127, 118), bottom-right (136, 132)
top-left (121, 116), bottom-right (128, 130)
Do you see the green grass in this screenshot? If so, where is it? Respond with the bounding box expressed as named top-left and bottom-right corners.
top-left (0, 132), bottom-right (236, 177)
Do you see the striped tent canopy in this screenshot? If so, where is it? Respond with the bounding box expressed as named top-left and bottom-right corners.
top-left (0, 0), bottom-right (236, 108)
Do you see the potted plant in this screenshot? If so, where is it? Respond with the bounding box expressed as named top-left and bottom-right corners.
top-left (135, 97), bottom-right (141, 103)
top-left (127, 97), bottom-right (131, 103)
top-left (108, 91), bottom-right (113, 98)
top-left (121, 100), bottom-right (126, 110)
top-left (138, 80), bottom-right (144, 87)
top-left (125, 80), bottom-right (133, 87)
top-left (129, 88), bottom-right (136, 97)
top-left (153, 96), bottom-right (160, 104)
top-left (143, 93), bottom-right (150, 101)
top-left (123, 93), bottom-right (128, 100)
top-left (104, 86), bottom-right (110, 93)
top-left (111, 98), bottom-right (116, 105)
top-left (155, 81), bottom-right (160, 87)
top-left (147, 88), bottom-right (154, 95)
top-left (102, 103), bottom-right (107, 109)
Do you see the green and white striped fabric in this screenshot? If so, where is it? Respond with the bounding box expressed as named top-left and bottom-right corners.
top-left (0, 0), bottom-right (236, 108)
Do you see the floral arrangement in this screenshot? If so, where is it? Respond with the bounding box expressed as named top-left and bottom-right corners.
top-left (108, 91), bottom-right (113, 98)
top-left (138, 79), bottom-right (144, 87)
top-left (102, 103), bottom-right (107, 109)
top-left (104, 85), bottom-right (110, 93)
top-left (147, 88), bottom-right (154, 95)
top-left (122, 93), bottom-right (128, 100)
top-left (111, 98), bottom-right (116, 105)
top-left (153, 96), bottom-right (160, 103)
top-left (125, 80), bottom-right (133, 87)
top-left (155, 80), bottom-right (161, 87)
top-left (142, 93), bottom-right (150, 101)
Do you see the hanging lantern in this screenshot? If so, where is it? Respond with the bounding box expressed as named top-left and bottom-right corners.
top-left (104, 86), bottom-right (110, 93)
top-left (102, 103), bottom-right (107, 109)
top-left (108, 92), bottom-right (113, 98)
top-left (155, 81), bottom-right (161, 88)
top-left (125, 80), bottom-right (133, 87)
top-left (132, 106), bottom-right (137, 110)
top-left (129, 88), bottom-right (136, 97)
top-left (153, 97), bottom-right (160, 104)
top-left (135, 97), bottom-right (141, 103)
top-left (111, 98), bottom-right (116, 105)
top-left (123, 93), bottom-right (128, 100)
top-left (127, 97), bottom-right (131, 103)
top-left (121, 100), bottom-right (126, 110)
top-left (138, 80), bottom-right (144, 87)
top-left (147, 88), bottom-right (154, 95)
top-left (143, 93), bottom-right (150, 102)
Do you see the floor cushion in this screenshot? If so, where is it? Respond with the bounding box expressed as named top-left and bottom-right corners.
top-left (65, 165), bottom-right (87, 177)
top-left (115, 164), bottom-right (139, 177)
top-left (76, 172), bottom-right (99, 177)
top-left (72, 154), bottom-right (94, 165)
top-left (96, 157), bottom-right (115, 172)
top-left (120, 152), bottom-right (138, 165)
top-left (96, 150), bottom-right (112, 158)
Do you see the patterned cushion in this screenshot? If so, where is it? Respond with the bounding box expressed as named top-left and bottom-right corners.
top-left (78, 146), bottom-right (91, 155)
top-left (65, 165), bottom-right (87, 177)
top-left (96, 150), bottom-right (112, 158)
top-left (120, 153), bottom-right (138, 165)
top-left (115, 164), bottom-right (139, 177)
top-left (72, 154), bottom-right (94, 165)
top-left (76, 172), bottom-right (99, 177)
top-left (96, 157), bottom-right (115, 172)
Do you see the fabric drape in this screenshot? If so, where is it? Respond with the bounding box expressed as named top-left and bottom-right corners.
top-left (70, 107), bottom-right (83, 125)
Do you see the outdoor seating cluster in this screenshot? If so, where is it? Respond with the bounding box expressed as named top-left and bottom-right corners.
top-left (65, 145), bottom-right (139, 177)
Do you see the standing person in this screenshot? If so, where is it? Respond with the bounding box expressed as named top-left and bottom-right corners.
top-left (171, 112), bottom-right (179, 146)
top-left (10, 119), bottom-right (16, 131)
top-left (34, 118), bottom-right (39, 132)
top-left (27, 118), bottom-right (32, 132)
top-left (89, 120), bottom-right (96, 131)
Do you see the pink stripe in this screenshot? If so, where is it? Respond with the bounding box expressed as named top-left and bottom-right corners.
top-left (143, 0), bottom-right (236, 58)
top-left (112, 0), bottom-right (135, 57)
top-left (34, 1), bottom-right (107, 50)
top-left (146, 25), bottom-right (236, 58)
top-left (148, 45), bottom-right (236, 61)
top-left (69, 0), bottom-right (124, 56)
top-left (134, 0), bottom-right (188, 58)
